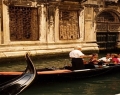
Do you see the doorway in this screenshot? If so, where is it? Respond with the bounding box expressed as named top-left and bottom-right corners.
top-left (96, 10), bottom-right (120, 51)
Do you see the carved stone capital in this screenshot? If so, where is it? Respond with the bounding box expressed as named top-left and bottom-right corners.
top-left (94, 7), bottom-right (99, 13)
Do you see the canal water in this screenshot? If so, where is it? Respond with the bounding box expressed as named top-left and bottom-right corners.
top-left (0, 52), bottom-right (120, 95)
top-left (23, 53), bottom-right (120, 95)
top-left (21, 73), bottom-right (120, 95)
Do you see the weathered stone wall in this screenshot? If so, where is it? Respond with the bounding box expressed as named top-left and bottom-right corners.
top-left (1, 0), bottom-right (120, 58)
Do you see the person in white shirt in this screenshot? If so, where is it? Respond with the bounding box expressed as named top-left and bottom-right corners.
top-left (69, 47), bottom-right (84, 58)
top-left (98, 53), bottom-right (111, 64)
top-left (69, 46), bottom-right (91, 70)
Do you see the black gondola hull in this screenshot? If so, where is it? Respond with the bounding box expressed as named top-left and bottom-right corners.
top-left (0, 53), bottom-right (37, 95)
top-left (36, 65), bottom-right (120, 82)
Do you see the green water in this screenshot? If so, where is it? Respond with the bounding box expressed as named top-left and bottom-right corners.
top-left (0, 52), bottom-right (105, 71)
top-left (21, 73), bottom-right (120, 95)
top-left (0, 54), bottom-right (72, 71)
top-left (0, 57), bottom-right (68, 71)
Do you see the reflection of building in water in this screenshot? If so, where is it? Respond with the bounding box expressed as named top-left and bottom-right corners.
top-left (0, 0), bottom-right (120, 57)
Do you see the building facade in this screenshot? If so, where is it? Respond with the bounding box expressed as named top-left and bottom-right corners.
top-left (0, 0), bottom-right (120, 58)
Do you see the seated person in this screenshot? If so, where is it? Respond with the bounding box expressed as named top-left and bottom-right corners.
top-left (117, 54), bottom-right (120, 64)
top-left (85, 53), bottom-right (99, 69)
top-left (110, 53), bottom-right (119, 65)
top-left (88, 53), bottom-right (99, 65)
top-left (98, 53), bottom-right (111, 65)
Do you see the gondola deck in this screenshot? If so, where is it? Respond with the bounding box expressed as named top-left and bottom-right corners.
top-left (0, 69), bottom-right (71, 75)
top-left (0, 65), bottom-right (120, 76)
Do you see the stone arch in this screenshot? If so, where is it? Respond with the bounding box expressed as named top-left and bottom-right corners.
top-left (95, 9), bottom-right (120, 32)
top-left (95, 9), bottom-right (120, 51)
top-left (95, 9), bottom-right (120, 23)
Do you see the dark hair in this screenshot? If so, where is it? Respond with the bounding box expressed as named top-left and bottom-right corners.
top-left (92, 53), bottom-right (98, 56)
top-left (114, 54), bottom-right (118, 58)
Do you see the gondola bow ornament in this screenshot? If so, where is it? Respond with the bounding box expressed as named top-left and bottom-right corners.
top-left (0, 53), bottom-right (37, 95)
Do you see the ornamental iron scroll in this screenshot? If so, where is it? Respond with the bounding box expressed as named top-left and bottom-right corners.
top-left (96, 32), bottom-right (118, 50)
top-left (59, 10), bottom-right (80, 40)
top-left (96, 11), bottom-right (120, 32)
top-left (96, 22), bottom-right (120, 32)
top-left (9, 6), bottom-right (39, 41)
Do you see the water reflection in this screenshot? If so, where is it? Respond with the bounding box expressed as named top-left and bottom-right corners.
top-left (32, 55), bottom-right (71, 70)
top-left (21, 73), bottom-right (120, 95)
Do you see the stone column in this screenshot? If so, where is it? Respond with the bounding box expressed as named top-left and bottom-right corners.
top-left (0, 1), bottom-right (2, 44)
top-left (2, 3), bottom-right (10, 44)
top-left (47, 7), bottom-right (55, 43)
top-left (116, 5), bottom-right (120, 49)
top-left (79, 9), bottom-right (84, 41)
top-left (84, 6), bottom-right (96, 42)
top-left (54, 7), bottom-right (59, 42)
top-left (39, 4), bottom-right (47, 43)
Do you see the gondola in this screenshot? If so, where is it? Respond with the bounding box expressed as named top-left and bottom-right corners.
top-left (0, 53), bottom-right (37, 95)
top-left (32, 55), bottom-right (120, 82)
top-left (36, 64), bottom-right (120, 82)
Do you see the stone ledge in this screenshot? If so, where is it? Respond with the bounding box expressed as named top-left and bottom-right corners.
top-left (0, 43), bottom-right (99, 58)
top-left (0, 48), bottom-right (72, 58)
top-left (0, 48), bottom-right (99, 59)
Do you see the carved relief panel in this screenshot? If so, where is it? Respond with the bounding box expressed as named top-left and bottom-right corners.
top-left (59, 10), bottom-right (79, 40)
